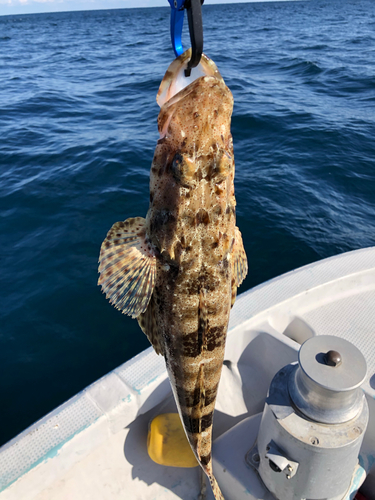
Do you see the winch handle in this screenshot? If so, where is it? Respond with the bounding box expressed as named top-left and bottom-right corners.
top-left (167, 0), bottom-right (204, 76)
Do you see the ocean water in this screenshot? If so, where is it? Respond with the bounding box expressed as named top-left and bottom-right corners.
top-left (0, 0), bottom-right (374, 446)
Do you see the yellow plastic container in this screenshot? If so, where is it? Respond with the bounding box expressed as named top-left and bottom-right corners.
top-left (147, 413), bottom-right (198, 468)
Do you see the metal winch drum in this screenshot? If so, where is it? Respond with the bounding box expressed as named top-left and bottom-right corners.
top-left (253, 335), bottom-right (368, 500)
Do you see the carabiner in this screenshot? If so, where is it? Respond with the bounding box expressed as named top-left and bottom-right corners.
top-left (168, 0), bottom-right (185, 57)
top-left (168, 0), bottom-right (204, 77)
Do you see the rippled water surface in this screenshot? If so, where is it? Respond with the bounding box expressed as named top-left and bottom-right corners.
top-left (1, 0), bottom-right (374, 445)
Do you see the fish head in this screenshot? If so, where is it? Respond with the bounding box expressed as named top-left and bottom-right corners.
top-left (148, 51), bottom-right (235, 261)
top-left (152, 50), bottom-right (235, 197)
top-left (156, 49), bottom-right (223, 108)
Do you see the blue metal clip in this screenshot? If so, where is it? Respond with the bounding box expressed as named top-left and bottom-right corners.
top-left (168, 0), bottom-right (204, 76)
top-left (168, 0), bottom-right (185, 57)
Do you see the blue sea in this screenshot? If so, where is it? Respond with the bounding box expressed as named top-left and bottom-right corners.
top-left (0, 0), bottom-right (374, 446)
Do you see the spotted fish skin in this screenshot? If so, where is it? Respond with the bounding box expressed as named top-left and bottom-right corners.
top-left (98, 51), bottom-right (247, 500)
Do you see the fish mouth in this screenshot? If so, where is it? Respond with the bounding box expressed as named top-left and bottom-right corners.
top-left (157, 49), bottom-right (223, 107)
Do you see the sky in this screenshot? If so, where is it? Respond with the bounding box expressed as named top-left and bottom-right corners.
top-left (0, 0), bottom-right (285, 17)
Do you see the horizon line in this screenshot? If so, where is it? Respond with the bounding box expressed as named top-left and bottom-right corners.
top-left (0, 0), bottom-right (304, 18)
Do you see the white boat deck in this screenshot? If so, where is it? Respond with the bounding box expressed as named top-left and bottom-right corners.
top-left (1, 247), bottom-right (375, 500)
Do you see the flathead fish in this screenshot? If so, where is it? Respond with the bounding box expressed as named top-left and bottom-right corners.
top-left (98, 50), bottom-right (248, 500)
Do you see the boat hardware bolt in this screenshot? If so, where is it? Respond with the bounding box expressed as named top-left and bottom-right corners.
top-left (324, 350), bottom-right (342, 367)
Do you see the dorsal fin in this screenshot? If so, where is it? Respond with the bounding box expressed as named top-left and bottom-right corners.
top-left (137, 295), bottom-right (164, 356)
top-left (98, 217), bottom-right (156, 318)
top-left (198, 288), bottom-right (208, 354)
top-left (198, 363), bottom-right (206, 416)
top-left (195, 362), bottom-right (206, 460)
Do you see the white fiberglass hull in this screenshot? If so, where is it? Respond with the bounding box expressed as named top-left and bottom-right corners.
top-left (1, 247), bottom-right (375, 500)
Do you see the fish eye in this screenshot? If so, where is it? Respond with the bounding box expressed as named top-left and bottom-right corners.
top-left (171, 153), bottom-right (197, 188)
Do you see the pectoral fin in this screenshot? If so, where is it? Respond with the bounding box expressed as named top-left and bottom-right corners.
top-left (232, 227), bottom-right (248, 288)
top-left (98, 217), bottom-right (156, 318)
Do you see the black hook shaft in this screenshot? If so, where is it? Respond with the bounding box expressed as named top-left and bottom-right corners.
top-left (184, 0), bottom-right (204, 77)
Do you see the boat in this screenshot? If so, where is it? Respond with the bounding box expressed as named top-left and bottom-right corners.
top-left (1, 246), bottom-right (374, 500)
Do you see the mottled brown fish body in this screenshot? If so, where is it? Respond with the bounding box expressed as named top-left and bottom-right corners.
top-left (98, 51), bottom-right (247, 500)
top-left (147, 75), bottom-right (235, 472)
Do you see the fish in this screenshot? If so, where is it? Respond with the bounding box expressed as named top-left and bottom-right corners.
top-left (98, 49), bottom-right (248, 500)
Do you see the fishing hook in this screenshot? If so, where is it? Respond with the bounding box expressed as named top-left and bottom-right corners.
top-left (168, 0), bottom-right (204, 77)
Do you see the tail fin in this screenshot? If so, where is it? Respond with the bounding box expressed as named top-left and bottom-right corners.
top-left (202, 461), bottom-right (225, 500)
top-left (208, 473), bottom-right (225, 500)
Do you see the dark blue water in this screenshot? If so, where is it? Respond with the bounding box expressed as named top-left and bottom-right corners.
top-left (1, 0), bottom-right (374, 446)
